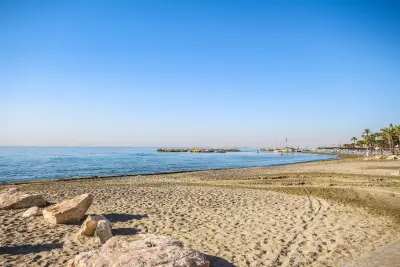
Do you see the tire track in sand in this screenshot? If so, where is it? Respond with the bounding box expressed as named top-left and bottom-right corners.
top-left (271, 188), bottom-right (328, 266)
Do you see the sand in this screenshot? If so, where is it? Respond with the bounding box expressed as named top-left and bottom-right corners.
top-left (1, 157), bottom-right (400, 266)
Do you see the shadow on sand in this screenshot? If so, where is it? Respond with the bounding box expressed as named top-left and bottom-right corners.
top-left (113, 227), bottom-right (141, 236)
top-left (205, 254), bottom-right (237, 267)
top-left (0, 243), bottom-right (63, 255)
top-left (104, 213), bottom-right (147, 236)
top-left (105, 213), bottom-right (148, 223)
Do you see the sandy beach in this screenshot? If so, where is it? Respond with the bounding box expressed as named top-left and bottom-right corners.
top-left (3, 0), bottom-right (399, 265)
top-left (1, 157), bottom-right (400, 266)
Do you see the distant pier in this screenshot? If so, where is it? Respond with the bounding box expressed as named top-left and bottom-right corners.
top-left (156, 148), bottom-right (241, 153)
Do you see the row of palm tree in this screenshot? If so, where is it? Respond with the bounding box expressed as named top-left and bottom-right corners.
top-left (349, 124), bottom-right (400, 154)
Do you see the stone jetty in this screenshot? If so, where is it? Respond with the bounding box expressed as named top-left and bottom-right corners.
top-left (156, 148), bottom-right (240, 153)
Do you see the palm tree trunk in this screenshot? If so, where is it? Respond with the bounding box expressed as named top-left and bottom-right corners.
top-left (390, 139), bottom-right (394, 154)
top-left (392, 140), bottom-right (395, 154)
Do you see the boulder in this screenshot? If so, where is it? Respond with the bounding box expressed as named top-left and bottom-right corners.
top-left (0, 188), bottom-right (46, 210)
top-left (80, 215), bottom-right (112, 236)
top-left (95, 220), bottom-right (113, 245)
top-left (22, 206), bottom-right (43, 218)
top-left (43, 193), bottom-right (93, 224)
top-left (67, 234), bottom-right (210, 267)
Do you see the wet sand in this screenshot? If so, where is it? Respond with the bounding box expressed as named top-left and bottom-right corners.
top-left (1, 157), bottom-right (399, 266)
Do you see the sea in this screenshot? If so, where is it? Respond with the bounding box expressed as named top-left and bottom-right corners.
top-left (0, 147), bottom-right (336, 183)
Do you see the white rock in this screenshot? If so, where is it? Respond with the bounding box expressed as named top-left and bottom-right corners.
top-left (67, 234), bottom-right (210, 267)
top-left (22, 206), bottom-right (43, 218)
top-left (43, 193), bottom-right (93, 224)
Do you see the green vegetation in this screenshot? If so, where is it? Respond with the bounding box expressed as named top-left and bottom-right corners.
top-left (344, 124), bottom-right (400, 154)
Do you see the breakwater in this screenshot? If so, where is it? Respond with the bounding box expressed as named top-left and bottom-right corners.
top-left (156, 148), bottom-right (241, 153)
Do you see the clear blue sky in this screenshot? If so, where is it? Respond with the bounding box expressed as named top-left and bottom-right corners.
top-left (1, 1), bottom-right (399, 147)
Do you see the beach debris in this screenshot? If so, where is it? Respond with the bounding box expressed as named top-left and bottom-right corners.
top-left (79, 214), bottom-right (112, 236)
top-left (94, 220), bottom-right (113, 245)
top-left (22, 206), bottom-right (43, 218)
top-left (0, 187), bottom-right (46, 210)
top-left (67, 234), bottom-right (210, 267)
top-left (391, 170), bottom-right (400, 176)
top-left (43, 193), bottom-right (93, 224)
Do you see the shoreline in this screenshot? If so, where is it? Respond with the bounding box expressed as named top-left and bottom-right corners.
top-left (0, 154), bottom-right (339, 185)
top-left (2, 156), bottom-right (400, 266)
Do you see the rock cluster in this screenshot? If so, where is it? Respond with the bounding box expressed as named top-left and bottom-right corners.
top-left (0, 188), bottom-right (93, 224)
top-left (1, 188), bottom-right (209, 266)
top-left (79, 214), bottom-right (113, 245)
top-left (79, 215), bottom-right (111, 236)
top-left (67, 234), bottom-right (210, 267)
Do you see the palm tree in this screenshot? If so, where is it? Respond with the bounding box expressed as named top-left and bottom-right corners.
top-left (369, 132), bottom-right (380, 153)
top-left (356, 140), bottom-right (365, 148)
top-left (351, 137), bottom-right (358, 147)
top-left (376, 138), bottom-right (385, 154)
top-left (362, 128), bottom-right (371, 151)
top-left (395, 125), bottom-right (400, 137)
top-left (362, 128), bottom-right (371, 137)
top-left (394, 125), bottom-right (400, 153)
top-left (380, 124), bottom-right (396, 154)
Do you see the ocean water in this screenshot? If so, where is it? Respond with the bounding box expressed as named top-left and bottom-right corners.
top-left (0, 147), bottom-right (336, 183)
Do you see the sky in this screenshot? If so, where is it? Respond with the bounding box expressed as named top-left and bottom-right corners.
top-left (1, 0), bottom-right (399, 147)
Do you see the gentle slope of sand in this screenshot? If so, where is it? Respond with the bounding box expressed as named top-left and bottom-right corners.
top-left (1, 157), bottom-right (400, 266)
